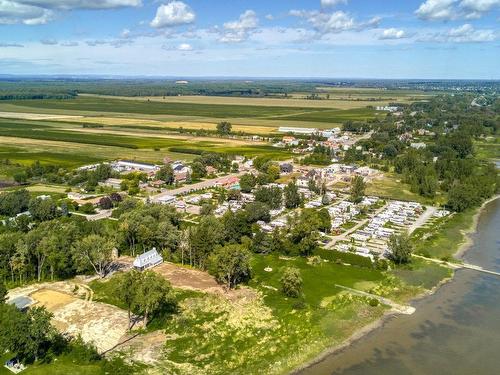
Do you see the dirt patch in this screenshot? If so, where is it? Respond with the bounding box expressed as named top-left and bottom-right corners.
top-left (153, 262), bottom-right (223, 294)
top-left (30, 289), bottom-right (76, 311)
top-left (114, 331), bottom-right (167, 364)
top-left (7, 281), bottom-right (130, 353)
top-left (0, 111), bottom-right (82, 120)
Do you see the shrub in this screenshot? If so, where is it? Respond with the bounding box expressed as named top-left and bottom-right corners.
top-left (280, 267), bottom-right (303, 298)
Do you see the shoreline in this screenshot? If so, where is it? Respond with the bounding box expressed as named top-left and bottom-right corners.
top-left (291, 194), bottom-right (500, 375)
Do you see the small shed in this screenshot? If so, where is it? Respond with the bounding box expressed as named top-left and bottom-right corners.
top-left (133, 248), bottom-right (163, 270)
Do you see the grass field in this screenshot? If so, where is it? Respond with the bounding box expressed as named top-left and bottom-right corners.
top-left (0, 118), bottom-right (292, 167)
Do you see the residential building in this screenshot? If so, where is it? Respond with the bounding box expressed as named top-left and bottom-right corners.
top-left (133, 248), bottom-right (163, 270)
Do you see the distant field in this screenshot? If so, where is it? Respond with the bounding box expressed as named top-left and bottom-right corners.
top-left (0, 95), bottom-right (382, 126)
top-left (79, 93), bottom-right (402, 109)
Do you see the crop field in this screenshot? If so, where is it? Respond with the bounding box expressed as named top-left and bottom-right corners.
top-left (0, 94), bottom-right (383, 125)
top-left (79, 93), bottom-right (403, 109)
top-left (0, 118), bottom-right (291, 168)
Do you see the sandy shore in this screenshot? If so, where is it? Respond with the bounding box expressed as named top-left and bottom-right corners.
top-left (291, 194), bottom-right (500, 374)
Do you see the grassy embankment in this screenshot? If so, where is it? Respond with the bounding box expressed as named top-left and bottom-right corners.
top-left (84, 250), bottom-right (449, 375)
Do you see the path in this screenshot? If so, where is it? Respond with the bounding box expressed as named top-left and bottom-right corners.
top-left (408, 206), bottom-right (437, 234)
top-left (335, 284), bottom-right (415, 315)
top-left (151, 171), bottom-right (245, 201)
top-left (413, 255), bottom-right (500, 277)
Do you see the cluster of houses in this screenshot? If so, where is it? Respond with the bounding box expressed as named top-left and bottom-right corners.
top-left (337, 200), bottom-right (425, 259)
top-left (274, 128), bottom-right (352, 155)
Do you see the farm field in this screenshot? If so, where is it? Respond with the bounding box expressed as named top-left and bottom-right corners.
top-left (0, 117), bottom-right (292, 170)
top-left (0, 94), bottom-right (387, 132)
top-left (79, 93), bottom-right (408, 109)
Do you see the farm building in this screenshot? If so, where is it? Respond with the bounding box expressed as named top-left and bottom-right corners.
top-left (133, 248), bottom-right (163, 270)
top-left (278, 127), bottom-right (318, 135)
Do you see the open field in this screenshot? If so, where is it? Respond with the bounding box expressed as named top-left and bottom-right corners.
top-left (0, 94), bottom-right (384, 130)
top-left (79, 93), bottom-right (404, 109)
top-left (0, 117), bottom-right (292, 167)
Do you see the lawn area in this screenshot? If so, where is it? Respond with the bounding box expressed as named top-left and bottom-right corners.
top-left (0, 354), bottom-right (103, 375)
top-left (412, 209), bottom-right (478, 259)
top-left (391, 257), bottom-right (452, 290)
top-left (366, 174), bottom-right (439, 205)
top-left (475, 140), bottom-right (500, 161)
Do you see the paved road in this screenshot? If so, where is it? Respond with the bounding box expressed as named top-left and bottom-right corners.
top-left (408, 205), bottom-right (437, 234)
top-left (151, 171), bottom-right (246, 201)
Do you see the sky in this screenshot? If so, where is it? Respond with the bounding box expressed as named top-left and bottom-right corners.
top-left (0, 0), bottom-right (499, 79)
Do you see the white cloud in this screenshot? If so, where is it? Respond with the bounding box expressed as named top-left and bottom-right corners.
top-left (219, 10), bottom-right (259, 43)
top-left (290, 9), bottom-right (380, 34)
top-left (0, 0), bottom-right (141, 25)
top-left (150, 1), bottom-right (195, 28)
top-left (420, 23), bottom-right (496, 42)
top-left (379, 28), bottom-right (407, 40)
top-left (0, 0), bottom-right (54, 24)
top-left (177, 42), bottom-right (192, 51)
top-left (321, 0), bottom-right (348, 8)
top-left (415, 0), bottom-right (500, 20)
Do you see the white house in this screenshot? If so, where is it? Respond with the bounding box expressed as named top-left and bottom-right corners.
top-left (133, 248), bottom-right (163, 270)
top-left (156, 194), bottom-right (176, 205)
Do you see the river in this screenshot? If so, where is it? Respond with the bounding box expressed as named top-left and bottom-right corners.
top-left (299, 197), bottom-right (500, 375)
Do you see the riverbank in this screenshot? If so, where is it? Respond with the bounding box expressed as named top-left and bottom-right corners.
top-left (292, 195), bottom-right (500, 375)
top-left (454, 194), bottom-right (500, 259)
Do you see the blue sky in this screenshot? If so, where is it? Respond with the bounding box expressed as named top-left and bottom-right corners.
top-left (0, 0), bottom-right (498, 78)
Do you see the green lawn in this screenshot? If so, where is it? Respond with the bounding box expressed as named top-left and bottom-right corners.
top-left (412, 209), bottom-right (478, 259)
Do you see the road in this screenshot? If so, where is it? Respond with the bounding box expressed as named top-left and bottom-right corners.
top-left (151, 171), bottom-right (246, 201)
top-left (408, 205), bottom-right (437, 234)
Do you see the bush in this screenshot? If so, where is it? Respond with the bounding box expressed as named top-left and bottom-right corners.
top-left (280, 267), bottom-right (303, 298)
top-left (368, 298), bottom-right (379, 307)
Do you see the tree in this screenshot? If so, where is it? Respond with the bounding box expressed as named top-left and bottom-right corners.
top-left (0, 304), bottom-right (56, 363)
top-left (388, 232), bottom-right (413, 264)
top-left (79, 203), bottom-right (96, 214)
top-left (284, 181), bottom-right (301, 209)
top-left (114, 270), bottom-right (140, 330)
top-left (254, 186), bottom-right (282, 209)
top-left (188, 216), bottom-right (224, 269)
top-left (191, 161), bottom-right (206, 179)
top-left (73, 234), bottom-right (115, 278)
top-left (216, 121), bottom-right (232, 135)
top-left (239, 173), bottom-right (256, 193)
top-left (208, 244), bottom-right (252, 289)
top-left (28, 197), bottom-right (58, 221)
top-left (110, 192), bottom-right (123, 203)
top-left (99, 197), bottom-right (113, 210)
top-left (156, 165), bottom-right (174, 185)
top-left (134, 271), bottom-right (175, 327)
top-left (349, 175), bottom-right (366, 204)
top-left (250, 230), bottom-right (272, 254)
top-left (0, 189), bottom-right (30, 216)
top-left (244, 201), bottom-right (271, 223)
top-left (0, 280), bottom-right (6, 303)
top-left (280, 267), bottom-right (302, 298)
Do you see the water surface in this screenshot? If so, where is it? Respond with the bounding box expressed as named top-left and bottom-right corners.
top-left (300, 198), bottom-right (500, 375)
